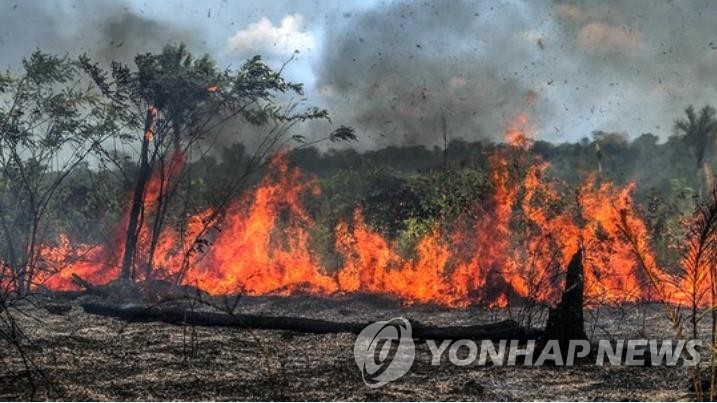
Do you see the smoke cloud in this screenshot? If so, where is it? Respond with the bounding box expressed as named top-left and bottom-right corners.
top-left (317, 1), bottom-right (554, 147)
top-left (0, 0), bottom-right (203, 69)
top-left (316, 0), bottom-right (717, 146)
top-left (3, 0), bottom-right (717, 147)
top-left (549, 0), bottom-right (717, 136)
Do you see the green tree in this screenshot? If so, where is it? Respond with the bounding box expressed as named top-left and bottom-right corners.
top-left (80, 44), bottom-right (330, 281)
top-left (0, 51), bottom-right (118, 293)
top-left (674, 105), bottom-right (717, 198)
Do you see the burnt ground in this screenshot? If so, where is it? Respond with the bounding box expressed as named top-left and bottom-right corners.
top-left (0, 294), bottom-right (701, 401)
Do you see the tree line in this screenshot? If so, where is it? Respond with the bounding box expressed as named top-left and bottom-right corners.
top-left (0, 44), bottom-right (716, 295)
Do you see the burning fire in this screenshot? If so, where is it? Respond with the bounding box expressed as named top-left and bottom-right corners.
top-left (36, 114), bottom-right (690, 308)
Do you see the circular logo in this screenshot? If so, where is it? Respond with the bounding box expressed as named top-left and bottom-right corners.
top-left (354, 317), bottom-right (415, 388)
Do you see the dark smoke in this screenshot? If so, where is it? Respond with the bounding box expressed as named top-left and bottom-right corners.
top-left (0, 0), bottom-right (203, 69)
top-left (4, 0), bottom-right (717, 147)
top-left (317, 0), bottom-right (717, 146)
top-left (317, 0), bottom-right (554, 147)
top-left (549, 0), bottom-right (717, 135)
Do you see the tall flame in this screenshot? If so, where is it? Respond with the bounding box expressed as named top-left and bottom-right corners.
top-left (36, 114), bottom-right (692, 308)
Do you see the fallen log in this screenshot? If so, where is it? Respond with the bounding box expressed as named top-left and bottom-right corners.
top-left (71, 273), bottom-right (94, 290)
top-left (53, 277), bottom-right (206, 302)
top-left (80, 302), bottom-right (542, 341)
top-left (71, 274), bottom-right (107, 296)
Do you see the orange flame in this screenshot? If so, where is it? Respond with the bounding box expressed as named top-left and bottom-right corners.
top-left (37, 116), bottom-right (693, 308)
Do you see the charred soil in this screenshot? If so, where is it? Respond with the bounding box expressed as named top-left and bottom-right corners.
top-left (0, 294), bottom-right (696, 401)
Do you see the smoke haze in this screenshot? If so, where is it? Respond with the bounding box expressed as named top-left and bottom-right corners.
top-left (2, 0), bottom-right (717, 147)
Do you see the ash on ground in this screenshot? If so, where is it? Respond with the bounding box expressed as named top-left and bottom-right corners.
top-left (0, 294), bottom-right (696, 401)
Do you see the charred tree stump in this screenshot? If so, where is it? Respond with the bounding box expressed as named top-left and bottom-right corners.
top-left (544, 248), bottom-right (587, 348)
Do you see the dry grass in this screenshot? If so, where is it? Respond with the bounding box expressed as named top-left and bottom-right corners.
top-left (0, 295), bottom-right (697, 401)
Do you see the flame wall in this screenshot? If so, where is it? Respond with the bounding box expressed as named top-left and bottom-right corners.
top-left (38, 146), bottom-right (683, 308)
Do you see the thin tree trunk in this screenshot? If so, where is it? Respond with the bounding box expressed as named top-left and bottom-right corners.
top-left (120, 107), bottom-right (157, 281)
top-left (146, 158), bottom-right (169, 278)
top-left (703, 162), bottom-right (714, 201)
top-left (0, 204), bottom-right (19, 288)
top-left (22, 217), bottom-right (40, 294)
top-left (146, 122), bottom-right (183, 278)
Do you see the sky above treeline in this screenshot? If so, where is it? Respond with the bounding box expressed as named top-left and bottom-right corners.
top-left (1, 0), bottom-right (716, 149)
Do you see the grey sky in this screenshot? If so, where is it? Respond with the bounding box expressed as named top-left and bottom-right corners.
top-left (1, 0), bottom-right (715, 148)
